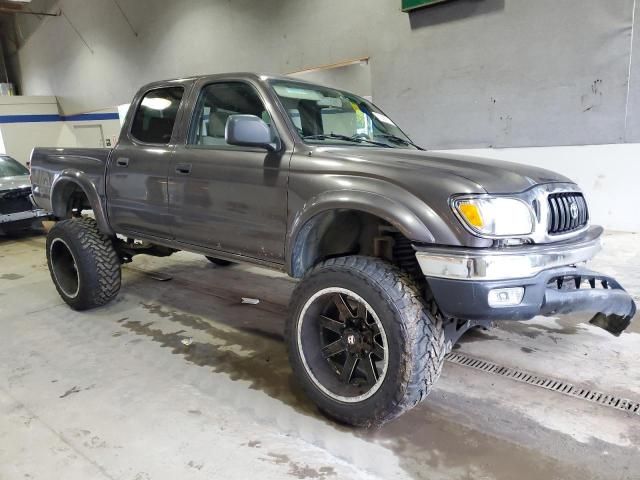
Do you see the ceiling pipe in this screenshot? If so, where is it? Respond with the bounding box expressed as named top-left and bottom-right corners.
top-left (0, 7), bottom-right (60, 16)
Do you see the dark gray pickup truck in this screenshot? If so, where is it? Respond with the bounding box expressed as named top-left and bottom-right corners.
top-left (30, 73), bottom-right (636, 426)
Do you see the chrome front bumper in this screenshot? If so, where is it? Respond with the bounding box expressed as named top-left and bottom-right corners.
top-left (415, 226), bottom-right (604, 281)
top-left (414, 226), bottom-right (636, 335)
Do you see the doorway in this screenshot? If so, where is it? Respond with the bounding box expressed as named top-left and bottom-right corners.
top-left (73, 124), bottom-right (105, 148)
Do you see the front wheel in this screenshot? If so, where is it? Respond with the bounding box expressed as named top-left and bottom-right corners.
top-left (286, 256), bottom-right (445, 427)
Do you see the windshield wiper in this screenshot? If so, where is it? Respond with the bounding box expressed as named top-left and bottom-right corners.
top-left (303, 133), bottom-right (356, 142)
top-left (302, 133), bottom-right (391, 148)
top-left (376, 134), bottom-right (424, 150)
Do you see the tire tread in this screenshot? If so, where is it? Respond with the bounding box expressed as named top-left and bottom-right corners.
top-left (286, 255), bottom-right (446, 426)
top-left (47, 217), bottom-right (121, 310)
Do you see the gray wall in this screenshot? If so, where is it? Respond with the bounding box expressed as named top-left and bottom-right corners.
top-left (290, 63), bottom-right (373, 99)
top-left (8, 0), bottom-right (640, 149)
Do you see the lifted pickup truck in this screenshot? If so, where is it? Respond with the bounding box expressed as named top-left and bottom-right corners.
top-left (31, 73), bottom-right (636, 426)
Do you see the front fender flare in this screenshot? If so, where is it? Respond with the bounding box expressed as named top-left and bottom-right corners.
top-left (286, 190), bottom-right (436, 276)
top-left (50, 169), bottom-right (114, 236)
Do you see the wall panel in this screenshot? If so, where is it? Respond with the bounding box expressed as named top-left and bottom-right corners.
top-left (9, 0), bottom-right (638, 149)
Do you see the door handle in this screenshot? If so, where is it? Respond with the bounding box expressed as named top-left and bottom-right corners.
top-left (175, 163), bottom-right (192, 175)
top-left (116, 157), bottom-right (129, 167)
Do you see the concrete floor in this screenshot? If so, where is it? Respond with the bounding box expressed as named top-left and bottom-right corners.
top-left (0, 231), bottom-right (639, 480)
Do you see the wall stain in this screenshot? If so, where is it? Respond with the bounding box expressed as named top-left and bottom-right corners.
top-left (581, 79), bottom-right (603, 113)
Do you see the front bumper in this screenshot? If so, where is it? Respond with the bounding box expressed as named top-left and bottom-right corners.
top-left (415, 226), bottom-right (636, 335)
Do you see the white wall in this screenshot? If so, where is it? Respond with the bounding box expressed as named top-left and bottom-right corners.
top-left (0, 95), bottom-right (67, 164)
top-left (0, 96), bottom-right (121, 164)
top-left (64, 107), bottom-right (121, 149)
top-left (439, 144), bottom-right (640, 232)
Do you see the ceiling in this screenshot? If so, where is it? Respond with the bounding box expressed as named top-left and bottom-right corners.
top-left (0, 0), bottom-right (56, 54)
top-left (0, 1), bottom-right (36, 84)
top-left (0, 0), bottom-right (33, 15)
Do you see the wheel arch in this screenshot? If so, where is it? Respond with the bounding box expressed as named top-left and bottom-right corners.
top-left (286, 191), bottom-right (435, 278)
top-left (50, 169), bottom-right (114, 236)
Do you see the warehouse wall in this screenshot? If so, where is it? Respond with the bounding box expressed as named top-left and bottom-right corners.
top-left (289, 62), bottom-right (373, 99)
top-left (0, 96), bottom-right (120, 164)
top-left (0, 96), bottom-right (69, 165)
top-left (8, 0), bottom-right (640, 150)
top-left (437, 144), bottom-right (640, 232)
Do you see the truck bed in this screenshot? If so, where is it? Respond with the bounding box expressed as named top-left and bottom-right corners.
top-left (30, 147), bottom-right (112, 213)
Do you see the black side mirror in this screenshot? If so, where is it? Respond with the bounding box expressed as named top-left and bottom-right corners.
top-left (226, 114), bottom-right (278, 151)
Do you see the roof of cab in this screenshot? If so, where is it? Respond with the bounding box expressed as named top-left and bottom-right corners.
top-left (139, 72), bottom-right (327, 90)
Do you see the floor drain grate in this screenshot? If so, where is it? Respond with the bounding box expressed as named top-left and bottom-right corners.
top-left (445, 352), bottom-right (640, 415)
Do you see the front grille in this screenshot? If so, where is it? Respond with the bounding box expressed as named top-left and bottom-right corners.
top-left (0, 188), bottom-right (33, 215)
top-left (547, 192), bottom-right (588, 235)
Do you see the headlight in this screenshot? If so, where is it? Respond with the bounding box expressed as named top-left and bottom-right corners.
top-left (453, 196), bottom-right (534, 237)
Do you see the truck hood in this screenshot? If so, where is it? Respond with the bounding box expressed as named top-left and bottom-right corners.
top-left (0, 175), bottom-right (31, 193)
top-left (316, 147), bottom-right (573, 194)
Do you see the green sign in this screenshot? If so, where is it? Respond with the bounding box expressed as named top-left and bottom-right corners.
top-left (402, 0), bottom-right (451, 11)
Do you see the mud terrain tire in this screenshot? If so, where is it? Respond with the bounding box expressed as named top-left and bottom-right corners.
top-left (46, 218), bottom-right (121, 310)
top-left (287, 255), bottom-right (445, 427)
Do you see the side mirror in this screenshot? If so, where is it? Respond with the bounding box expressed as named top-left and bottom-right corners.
top-left (226, 114), bottom-right (278, 151)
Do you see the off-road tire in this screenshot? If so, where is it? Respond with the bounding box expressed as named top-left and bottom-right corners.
top-left (46, 217), bottom-right (121, 310)
top-left (286, 255), bottom-right (446, 427)
top-left (205, 256), bottom-right (233, 266)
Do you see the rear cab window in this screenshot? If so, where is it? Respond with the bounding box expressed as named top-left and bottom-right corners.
top-left (130, 87), bottom-right (184, 144)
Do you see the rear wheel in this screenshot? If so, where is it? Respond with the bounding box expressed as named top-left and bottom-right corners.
top-left (46, 218), bottom-right (121, 310)
top-left (205, 256), bottom-right (233, 266)
top-left (286, 256), bottom-right (445, 427)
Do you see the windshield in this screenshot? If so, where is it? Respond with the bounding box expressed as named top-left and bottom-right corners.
top-left (0, 156), bottom-right (29, 177)
top-left (270, 80), bottom-right (420, 149)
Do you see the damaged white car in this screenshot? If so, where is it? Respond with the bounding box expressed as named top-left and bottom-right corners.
top-left (0, 155), bottom-right (49, 235)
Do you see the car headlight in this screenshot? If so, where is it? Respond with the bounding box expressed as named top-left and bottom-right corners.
top-left (452, 196), bottom-right (534, 237)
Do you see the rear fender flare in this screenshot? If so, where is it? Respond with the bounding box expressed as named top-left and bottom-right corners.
top-left (50, 169), bottom-right (114, 236)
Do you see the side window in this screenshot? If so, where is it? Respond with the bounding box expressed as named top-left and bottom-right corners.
top-left (189, 82), bottom-right (274, 147)
top-left (130, 87), bottom-right (184, 144)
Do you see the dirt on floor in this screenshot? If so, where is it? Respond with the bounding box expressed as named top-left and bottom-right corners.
top-left (0, 231), bottom-right (638, 480)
